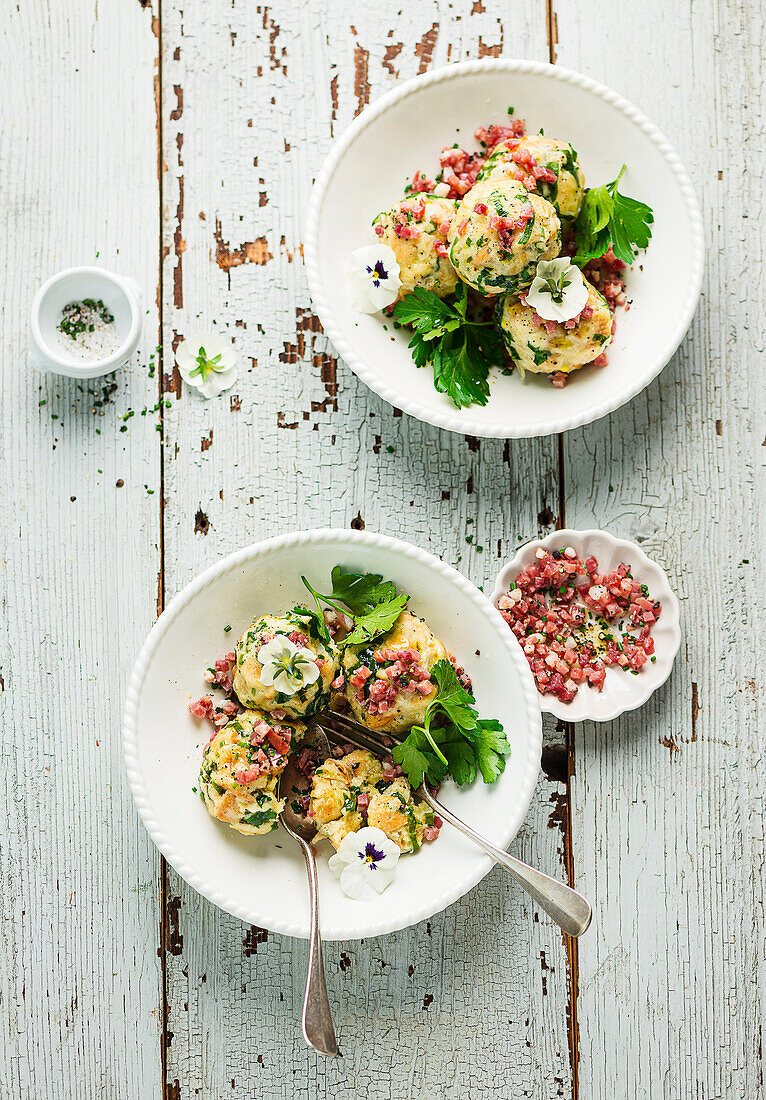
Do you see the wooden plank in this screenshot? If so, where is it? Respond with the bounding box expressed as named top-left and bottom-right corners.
top-left (163, 760), bottom-right (573, 1099)
top-left (158, 2), bottom-right (575, 1095)
top-left (0, 2), bottom-right (163, 1097)
top-left (553, 2), bottom-right (765, 1096)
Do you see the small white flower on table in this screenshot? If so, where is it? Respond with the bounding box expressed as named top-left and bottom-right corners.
top-left (257, 636), bottom-right (320, 696)
top-left (176, 331), bottom-right (238, 398)
top-left (525, 258), bottom-right (590, 323)
top-left (346, 244), bottom-right (402, 313)
top-left (328, 826), bottom-right (401, 900)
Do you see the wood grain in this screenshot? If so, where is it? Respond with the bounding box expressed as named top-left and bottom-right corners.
top-left (0, 2), bottom-right (163, 1097)
top-left (157, 1), bottom-right (574, 1096)
top-left (554, 0), bottom-right (765, 1096)
top-left (3, 0), bottom-right (761, 1096)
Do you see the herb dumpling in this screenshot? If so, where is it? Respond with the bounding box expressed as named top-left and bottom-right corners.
top-left (310, 749), bottom-right (433, 854)
top-left (233, 610), bottom-right (340, 719)
top-left (198, 709), bottom-right (306, 836)
top-left (373, 195), bottom-right (459, 299)
top-left (309, 751), bottom-right (381, 849)
top-left (341, 610), bottom-right (448, 734)
top-left (448, 179), bottom-right (561, 296)
top-left (497, 278), bottom-right (613, 379)
top-left (478, 136), bottom-right (585, 221)
top-left (366, 777), bottom-right (432, 854)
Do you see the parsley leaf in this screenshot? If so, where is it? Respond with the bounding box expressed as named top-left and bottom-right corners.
top-left (561, 142), bottom-right (579, 178)
top-left (431, 322), bottom-right (505, 409)
top-left (431, 661), bottom-right (477, 732)
top-left (439, 730), bottom-right (478, 786)
top-left (326, 565), bottom-right (397, 616)
top-left (392, 726), bottom-right (449, 789)
top-left (240, 808), bottom-right (277, 828)
top-left (431, 329), bottom-right (491, 409)
top-left (301, 568), bottom-right (409, 648)
top-left (528, 343), bottom-right (551, 367)
top-left (342, 592), bottom-right (409, 646)
top-left (393, 287), bottom-right (458, 337)
top-left (393, 283), bottom-right (504, 410)
top-left (573, 164), bottom-right (654, 266)
top-left (392, 659), bottom-right (510, 790)
top-left (289, 603), bottom-right (329, 643)
top-left (296, 583), bottom-right (333, 645)
top-left (608, 190), bottom-right (654, 265)
top-left (470, 718), bottom-right (512, 784)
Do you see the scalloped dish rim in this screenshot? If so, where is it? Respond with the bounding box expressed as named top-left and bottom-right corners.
top-left (123, 528), bottom-right (543, 939)
top-left (304, 58), bottom-right (704, 439)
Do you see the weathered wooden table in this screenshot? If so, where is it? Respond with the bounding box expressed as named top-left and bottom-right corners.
top-left (1, 1), bottom-right (762, 1097)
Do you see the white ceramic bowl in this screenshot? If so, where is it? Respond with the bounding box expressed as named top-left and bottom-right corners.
top-left (123, 529), bottom-right (542, 940)
top-left (490, 529), bottom-right (681, 722)
top-left (305, 59), bottom-right (704, 438)
top-left (29, 266), bottom-right (143, 379)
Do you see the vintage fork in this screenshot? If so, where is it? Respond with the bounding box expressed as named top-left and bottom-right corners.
top-left (277, 724), bottom-right (338, 1056)
top-left (315, 711), bottom-right (592, 937)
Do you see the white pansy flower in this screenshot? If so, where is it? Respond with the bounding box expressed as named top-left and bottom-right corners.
top-left (525, 258), bottom-right (590, 323)
top-left (346, 244), bottom-right (402, 314)
top-left (328, 827), bottom-right (401, 900)
top-left (176, 331), bottom-right (238, 398)
top-left (257, 635), bottom-right (320, 696)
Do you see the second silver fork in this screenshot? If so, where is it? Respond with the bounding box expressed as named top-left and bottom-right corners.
top-left (317, 712), bottom-right (592, 938)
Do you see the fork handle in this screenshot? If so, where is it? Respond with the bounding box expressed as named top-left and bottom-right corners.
top-left (296, 837), bottom-right (338, 1056)
top-left (421, 789), bottom-right (592, 937)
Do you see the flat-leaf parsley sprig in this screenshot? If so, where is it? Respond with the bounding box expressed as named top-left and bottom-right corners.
top-left (300, 566), bottom-right (409, 647)
top-left (393, 283), bottom-right (505, 410)
top-left (319, 565), bottom-right (398, 616)
top-left (392, 660), bottom-right (511, 789)
top-left (573, 164), bottom-right (654, 267)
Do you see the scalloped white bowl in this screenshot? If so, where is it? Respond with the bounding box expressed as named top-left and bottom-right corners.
top-left (123, 529), bottom-right (542, 940)
top-left (305, 59), bottom-right (704, 438)
top-left (490, 529), bottom-right (681, 722)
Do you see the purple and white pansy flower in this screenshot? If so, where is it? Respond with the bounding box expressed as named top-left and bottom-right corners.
top-left (346, 244), bottom-right (402, 313)
top-left (328, 826), bottom-right (401, 900)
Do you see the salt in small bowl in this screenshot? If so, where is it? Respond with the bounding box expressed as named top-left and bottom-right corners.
top-left (29, 265), bottom-right (143, 380)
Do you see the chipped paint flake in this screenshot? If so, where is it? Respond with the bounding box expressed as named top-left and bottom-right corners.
top-left (169, 84), bottom-right (183, 121)
top-left (243, 926), bottom-right (269, 956)
top-left (353, 45), bottom-right (369, 115)
top-left (414, 23), bottom-right (438, 73)
top-left (382, 42), bottom-right (403, 76)
top-left (214, 218), bottom-right (273, 269)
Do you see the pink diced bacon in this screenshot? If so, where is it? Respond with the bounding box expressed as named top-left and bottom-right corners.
top-left (189, 695), bottom-right (215, 720)
top-left (210, 652), bottom-right (236, 694)
top-left (352, 647), bottom-right (435, 715)
top-left (498, 548), bottom-right (661, 704)
top-left (188, 694), bottom-right (240, 730)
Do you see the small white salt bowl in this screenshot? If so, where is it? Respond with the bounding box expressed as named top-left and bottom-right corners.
top-left (29, 266), bottom-right (143, 379)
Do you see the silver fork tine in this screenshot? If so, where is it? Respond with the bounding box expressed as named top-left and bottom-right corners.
top-left (315, 713), bottom-right (393, 760)
top-left (320, 710), bottom-right (399, 743)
